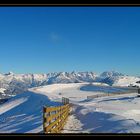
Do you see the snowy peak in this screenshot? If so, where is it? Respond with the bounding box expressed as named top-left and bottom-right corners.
top-left (98, 71), bottom-right (125, 86)
top-left (100, 71), bottom-right (124, 78)
top-left (4, 71), bottom-right (14, 76)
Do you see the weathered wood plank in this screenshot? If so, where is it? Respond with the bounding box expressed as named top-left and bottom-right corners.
top-left (45, 106), bottom-right (61, 112)
top-left (46, 111), bottom-right (61, 123)
top-left (45, 118), bottom-right (60, 132)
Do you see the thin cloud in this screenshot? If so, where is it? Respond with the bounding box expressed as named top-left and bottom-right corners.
top-left (50, 32), bottom-right (60, 43)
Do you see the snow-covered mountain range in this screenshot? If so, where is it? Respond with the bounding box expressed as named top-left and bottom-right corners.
top-left (0, 71), bottom-right (139, 99)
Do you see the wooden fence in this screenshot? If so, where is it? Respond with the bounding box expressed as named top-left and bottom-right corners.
top-left (87, 89), bottom-right (138, 100)
top-left (43, 98), bottom-right (70, 133)
top-left (62, 97), bottom-right (69, 105)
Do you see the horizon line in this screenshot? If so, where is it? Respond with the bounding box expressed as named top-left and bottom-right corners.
top-left (0, 70), bottom-right (139, 77)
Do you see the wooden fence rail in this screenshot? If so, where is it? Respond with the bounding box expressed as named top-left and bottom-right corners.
top-left (43, 98), bottom-right (70, 133)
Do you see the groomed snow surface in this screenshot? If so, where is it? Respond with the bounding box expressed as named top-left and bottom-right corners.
top-left (0, 82), bottom-right (140, 133)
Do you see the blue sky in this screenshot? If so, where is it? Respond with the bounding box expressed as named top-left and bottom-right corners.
top-left (0, 7), bottom-right (140, 76)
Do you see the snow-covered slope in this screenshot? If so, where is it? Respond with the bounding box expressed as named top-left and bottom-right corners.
top-left (34, 83), bottom-right (140, 133)
top-left (0, 83), bottom-right (140, 133)
top-left (99, 71), bottom-right (140, 87)
top-left (0, 89), bottom-right (62, 133)
top-left (113, 76), bottom-right (140, 87)
top-left (0, 71), bottom-right (97, 98)
top-left (0, 71), bottom-right (139, 99)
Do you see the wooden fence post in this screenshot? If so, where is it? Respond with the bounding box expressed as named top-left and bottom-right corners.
top-left (62, 97), bottom-right (64, 104)
top-left (58, 106), bottom-right (61, 132)
top-left (43, 106), bottom-right (46, 134)
top-left (62, 97), bottom-right (69, 105)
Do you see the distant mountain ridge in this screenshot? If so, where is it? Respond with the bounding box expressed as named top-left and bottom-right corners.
top-left (0, 71), bottom-right (139, 99)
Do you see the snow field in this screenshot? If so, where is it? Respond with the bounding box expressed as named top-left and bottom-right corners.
top-left (0, 82), bottom-right (140, 133)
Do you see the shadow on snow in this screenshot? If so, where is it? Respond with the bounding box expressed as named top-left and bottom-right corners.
top-left (0, 91), bottom-right (62, 133)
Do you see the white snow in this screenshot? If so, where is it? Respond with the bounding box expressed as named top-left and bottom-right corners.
top-left (0, 82), bottom-right (140, 133)
top-left (113, 76), bottom-right (140, 87)
top-left (0, 90), bottom-right (62, 133)
top-left (61, 92), bottom-right (140, 133)
top-left (0, 71), bottom-right (140, 99)
top-left (0, 88), bottom-right (6, 94)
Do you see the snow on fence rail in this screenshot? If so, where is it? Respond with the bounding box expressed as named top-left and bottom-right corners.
top-left (43, 97), bottom-right (70, 133)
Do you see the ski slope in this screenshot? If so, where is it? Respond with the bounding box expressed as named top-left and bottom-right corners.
top-left (0, 82), bottom-right (140, 133)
